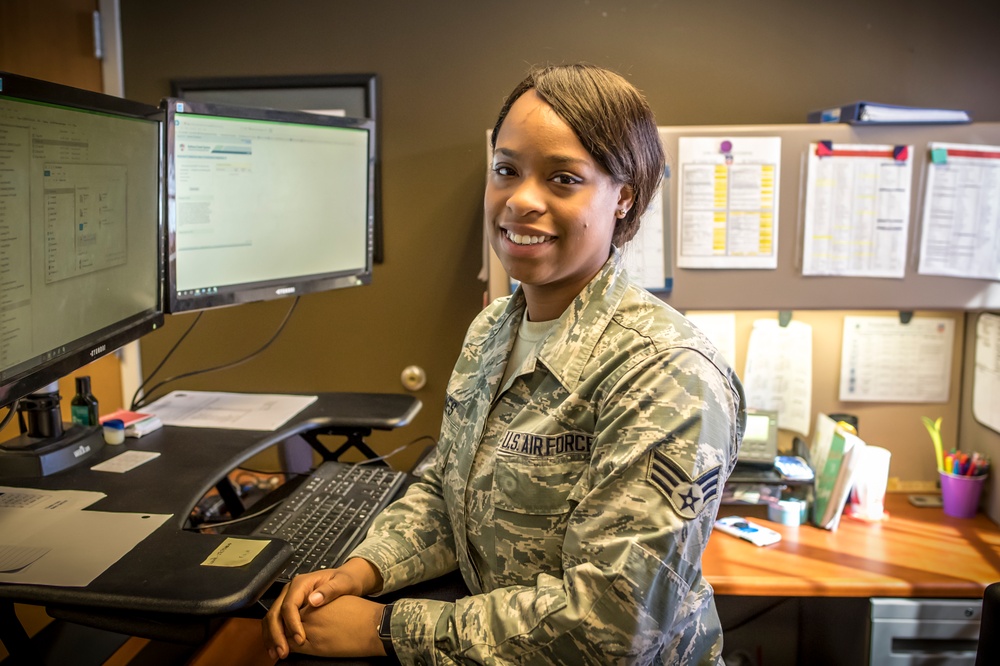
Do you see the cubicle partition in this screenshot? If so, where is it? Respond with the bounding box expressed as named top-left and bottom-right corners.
top-left (484, 122), bottom-right (1000, 523)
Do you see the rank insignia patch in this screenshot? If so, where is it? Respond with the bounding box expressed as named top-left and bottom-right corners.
top-left (647, 450), bottom-right (720, 519)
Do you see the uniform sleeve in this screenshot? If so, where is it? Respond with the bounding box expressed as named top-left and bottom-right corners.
top-left (388, 348), bottom-right (744, 666)
top-left (349, 441), bottom-right (459, 592)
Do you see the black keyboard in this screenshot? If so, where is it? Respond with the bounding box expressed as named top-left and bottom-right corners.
top-left (252, 461), bottom-right (405, 582)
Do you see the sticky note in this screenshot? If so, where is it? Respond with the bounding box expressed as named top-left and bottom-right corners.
top-left (930, 147), bottom-right (948, 164)
top-left (201, 537), bottom-right (269, 568)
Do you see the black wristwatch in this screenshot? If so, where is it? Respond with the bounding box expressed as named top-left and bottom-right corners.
top-left (377, 603), bottom-right (397, 660)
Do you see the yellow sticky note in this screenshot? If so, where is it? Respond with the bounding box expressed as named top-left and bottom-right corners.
top-left (201, 537), bottom-right (269, 568)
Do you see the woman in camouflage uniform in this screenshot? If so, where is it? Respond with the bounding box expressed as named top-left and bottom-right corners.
top-left (264, 63), bottom-right (746, 666)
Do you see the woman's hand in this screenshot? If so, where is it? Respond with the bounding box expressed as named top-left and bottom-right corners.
top-left (293, 596), bottom-right (387, 658)
top-left (262, 558), bottom-right (383, 660)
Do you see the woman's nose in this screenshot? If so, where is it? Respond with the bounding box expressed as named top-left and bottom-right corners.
top-left (506, 178), bottom-right (545, 217)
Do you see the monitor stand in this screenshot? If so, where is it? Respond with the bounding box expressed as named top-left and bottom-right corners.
top-left (0, 424), bottom-right (103, 479)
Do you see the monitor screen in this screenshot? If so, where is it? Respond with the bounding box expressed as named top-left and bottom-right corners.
top-left (0, 73), bottom-right (164, 409)
top-left (163, 99), bottom-right (374, 313)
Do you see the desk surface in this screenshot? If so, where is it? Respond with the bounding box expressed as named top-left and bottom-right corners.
top-left (0, 392), bottom-right (421, 616)
top-left (706, 493), bottom-right (1000, 598)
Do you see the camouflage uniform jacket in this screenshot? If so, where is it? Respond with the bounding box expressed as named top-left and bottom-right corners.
top-left (351, 253), bottom-right (746, 665)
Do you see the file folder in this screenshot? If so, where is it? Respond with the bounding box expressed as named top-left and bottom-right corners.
top-left (807, 101), bottom-right (971, 125)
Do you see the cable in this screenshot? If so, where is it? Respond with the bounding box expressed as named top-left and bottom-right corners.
top-left (0, 399), bottom-right (20, 435)
top-left (135, 297), bottom-right (300, 409)
top-left (186, 497), bottom-right (287, 532)
top-left (130, 312), bottom-right (204, 410)
top-left (354, 434), bottom-right (437, 466)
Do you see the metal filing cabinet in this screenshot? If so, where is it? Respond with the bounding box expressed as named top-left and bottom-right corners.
top-left (869, 598), bottom-right (982, 665)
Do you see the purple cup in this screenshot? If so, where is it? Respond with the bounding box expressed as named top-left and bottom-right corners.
top-left (939, 471), bottom-right (987, 518)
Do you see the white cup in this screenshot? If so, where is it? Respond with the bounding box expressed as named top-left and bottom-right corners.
top-left (849, 446), bottom-right (891, 520)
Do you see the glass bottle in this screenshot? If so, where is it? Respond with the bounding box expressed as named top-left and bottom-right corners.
top-left (71, 375), bottom-right (99, 426)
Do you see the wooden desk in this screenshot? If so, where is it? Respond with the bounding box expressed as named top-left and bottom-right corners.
top-left (194, 494), bottom-right (1000, 665)
top-left (705, 493), bottom-right (1000, 598)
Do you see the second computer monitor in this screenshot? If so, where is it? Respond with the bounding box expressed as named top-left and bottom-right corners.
top-left (163, 99), bottom-right (375, 314)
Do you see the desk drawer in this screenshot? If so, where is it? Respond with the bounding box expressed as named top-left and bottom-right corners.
top-left (869, 598), bottom-right (981, 665)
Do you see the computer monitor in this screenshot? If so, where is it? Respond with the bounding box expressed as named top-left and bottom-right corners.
top-left (162, 99), bottom-right (375, 313)
top-left (0, 72), bottom-right (164, 475)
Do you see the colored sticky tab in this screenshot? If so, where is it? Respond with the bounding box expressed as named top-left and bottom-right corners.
top-left (931, 147), bottom-right (949, 164)
top-left (816, 141), bottom-right (834, 157)
top-left (202, 537), bottom-right (269, 568)
top-left (893, 145), bottom-right (909, 162)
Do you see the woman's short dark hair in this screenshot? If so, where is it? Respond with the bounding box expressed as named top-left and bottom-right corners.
top-left (490, 64), bottom-right (665, 246)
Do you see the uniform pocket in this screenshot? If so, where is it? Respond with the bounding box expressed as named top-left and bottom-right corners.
top-left (493, 456), bottom-right (584, 515)
top-left (491, 456), bottom-right (585, 585)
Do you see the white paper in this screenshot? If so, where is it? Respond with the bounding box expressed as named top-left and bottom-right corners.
top-left (676, 136), bottom-right (780, 269)
top-left (918, 142), bottom-right (1000, 280)
top-left (144, 391), bottom-right (318, 430)
top-left (802, 143), bottom-right (913, 278)
top-left (742, 319), bottom-right (813, 436)
top-left (839, 316), bottom-right (954, 403)
top-left (685, 313), bottom-right (737, 368)
top-left (0, 487), bottom-right (105, 511)
top-left (621, 183), bottom-right (666, 289)
top-left (973, 313), bottom-right (1000, 433)
top-left (91, 451), bottom-right (161, 473)
top-left (0, 508), bottom-right (170, 586)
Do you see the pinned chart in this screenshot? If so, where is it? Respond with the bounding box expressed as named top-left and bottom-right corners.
top-left (802, 142), bottom-right (913, 278)
top-left (918, 142), bottom-right (1000, 280)
top-left (676, 136), bottom-right (780, 269)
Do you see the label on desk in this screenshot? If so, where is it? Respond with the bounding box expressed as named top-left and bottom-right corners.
top-left (202, 537), bottom-right (269, 568)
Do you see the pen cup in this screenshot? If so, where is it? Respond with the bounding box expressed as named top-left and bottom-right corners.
top-left (938, 471), bottom-right (986, 519)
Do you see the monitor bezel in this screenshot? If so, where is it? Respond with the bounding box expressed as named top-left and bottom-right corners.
top-left (0, 72), bottom-right (165, 409)
top-left (162, 98), bottom-right (376, 315)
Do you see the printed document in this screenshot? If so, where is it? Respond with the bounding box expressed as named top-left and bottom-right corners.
top-left (0, 508), bottom-right (170, 586)
top-left (973, 313), bottom-right (1000, 433)
top-left (144, 391), bottom-right (318, 430)
top-left (802, 143), bottom-right (913, 278)
top-left (676, 136), bottom-right (780, 269)
top-left (742, 319), bottom-right (812, 436)
top-left (918, 142), bottom-right (1000, 280)
top-left (839, 316), bottom-right (954, 403)
top-left (621, 181), bottom-right (667, 289)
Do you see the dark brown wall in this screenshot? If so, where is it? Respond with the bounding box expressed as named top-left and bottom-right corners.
top-left (120, 0), bottom-right (1000, 468)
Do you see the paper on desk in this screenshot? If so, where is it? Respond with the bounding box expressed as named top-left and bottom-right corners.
top-left (0, 486), bottom-right (105, 511)
top-left (0, 508), bottom-right (170, 586)
top-left (839, 316), bottom-right (954, 403)
top-left (144, 391), bottom-right (318, 430)
top-left (742, 319), bottom-right (813, 436)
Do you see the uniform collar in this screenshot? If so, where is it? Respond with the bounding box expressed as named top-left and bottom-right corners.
top-left (499, 249), bottom-right (630, 392)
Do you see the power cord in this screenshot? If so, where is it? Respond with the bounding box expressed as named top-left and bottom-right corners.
top-left (353, 434), bottom-right (436, 466)
top-left (134, 297), bottom-right (300, 409)
top-left (0, 399), bottom-right (19, 435)
top-left (129, 312), bottom-right (204, 410)
top-left (187, 497), bottom-right (287, 532)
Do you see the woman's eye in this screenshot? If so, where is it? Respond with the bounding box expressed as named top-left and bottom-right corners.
top-left (492, 165), bottom-right (515, 177)
top-left (552, 174), bottom-right (580, 185)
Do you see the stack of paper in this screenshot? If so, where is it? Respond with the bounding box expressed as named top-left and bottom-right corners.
top-left (811, 413), bottom-right (867, 530)
top-left (100, 409), bottom-right (163, 438)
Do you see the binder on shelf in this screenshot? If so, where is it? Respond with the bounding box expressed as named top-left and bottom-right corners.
top-left (807, 101), bottom-right (971, 125)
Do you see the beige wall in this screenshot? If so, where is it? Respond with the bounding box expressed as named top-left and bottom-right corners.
top-left (120, 0), bottom-right (1000, 473)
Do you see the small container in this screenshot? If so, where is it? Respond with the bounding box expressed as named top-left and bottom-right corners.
top-left (939, 471), bottom-right (986, 519)
top-left (71, 376), bottom-right (99, 426)
top-left (768, 499), bottom-right (807, 526)
top-left (102, 419), bottom-right (126, 445)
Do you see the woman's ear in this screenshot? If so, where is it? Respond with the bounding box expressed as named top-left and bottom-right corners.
top-left (617, 184), bottom-right (636, 216)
